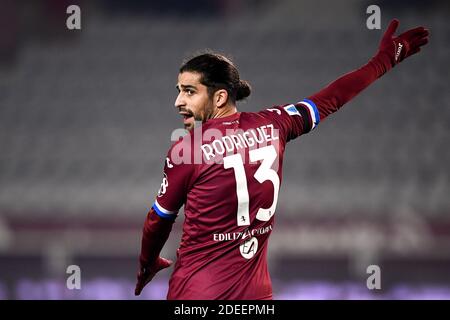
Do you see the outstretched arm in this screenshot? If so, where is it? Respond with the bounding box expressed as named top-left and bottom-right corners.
top-left (307, 19), bottom-right (429, 122)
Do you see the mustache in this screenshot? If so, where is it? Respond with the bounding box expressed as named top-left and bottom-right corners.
top-left (178, 108), bottom-right (194, 116)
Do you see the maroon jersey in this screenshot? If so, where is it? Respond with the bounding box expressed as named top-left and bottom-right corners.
top-left (152, 99), bottom-right (320, 299)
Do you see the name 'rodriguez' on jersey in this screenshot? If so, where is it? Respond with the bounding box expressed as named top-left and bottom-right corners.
top-left (152, 99), bottom-right (319, 300)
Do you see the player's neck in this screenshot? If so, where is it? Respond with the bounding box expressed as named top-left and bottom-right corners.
top-left (211, 105), bottom-right (237, 119)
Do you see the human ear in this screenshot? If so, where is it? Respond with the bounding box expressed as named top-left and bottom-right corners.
top-left (214, 89), bottom-right (228, 108)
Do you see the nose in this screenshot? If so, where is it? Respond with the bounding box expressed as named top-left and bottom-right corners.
top-left (174, 92), bottom-right (185, 109)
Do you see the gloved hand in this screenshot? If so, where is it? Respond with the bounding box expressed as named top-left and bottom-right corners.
top-left (377, 19), bottom-right (429, 66)
top-left (134, 256), bottom-right (172, 296)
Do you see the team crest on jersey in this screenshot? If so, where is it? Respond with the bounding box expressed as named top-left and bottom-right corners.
top-left (157, 173), bottom-right (168, 197)
top-left (284, 104), bottom-right (301, 116)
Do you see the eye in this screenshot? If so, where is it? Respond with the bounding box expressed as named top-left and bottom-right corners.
top-left (186, 89), bottom-right (194, 95)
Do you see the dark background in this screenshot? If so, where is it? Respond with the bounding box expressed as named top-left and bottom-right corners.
top-left (0, 0), bottom-right (449, 299)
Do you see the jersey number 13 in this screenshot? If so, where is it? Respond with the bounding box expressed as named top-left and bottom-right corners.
top-left (223, 145), bottom-right (280, 226)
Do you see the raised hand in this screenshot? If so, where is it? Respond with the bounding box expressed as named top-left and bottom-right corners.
top-left (378, 19), bottom-right (430, 66)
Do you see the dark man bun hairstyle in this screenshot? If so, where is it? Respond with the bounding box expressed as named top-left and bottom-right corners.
top-left (236, 79), bottom-right (251, 101)
top-left (180, 52), bottom-right (251, 102)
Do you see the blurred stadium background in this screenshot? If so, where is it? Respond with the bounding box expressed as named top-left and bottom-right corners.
top-left (0, 0), bottom-right (449, 299)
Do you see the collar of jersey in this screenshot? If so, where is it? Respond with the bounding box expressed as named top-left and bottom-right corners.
top-left (205, 112), bottom-right (240, 124)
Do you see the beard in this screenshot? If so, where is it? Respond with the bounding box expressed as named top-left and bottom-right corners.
top-left (180, 102), bottom-right (214, 131)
